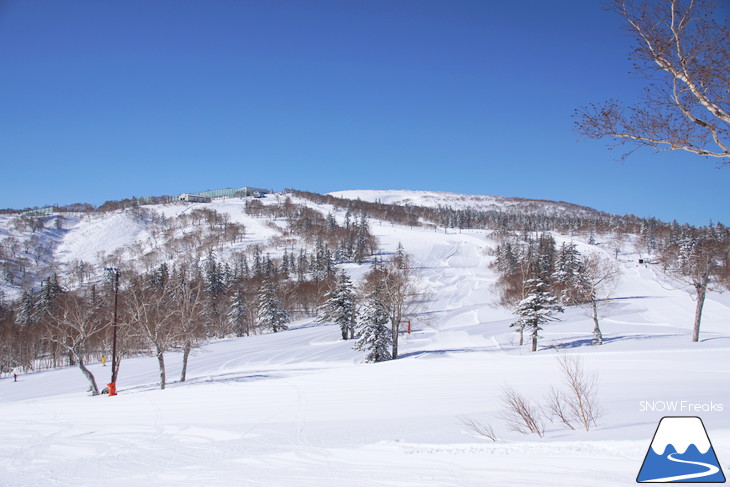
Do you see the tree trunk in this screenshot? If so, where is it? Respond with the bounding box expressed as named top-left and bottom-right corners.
top-left (591, 298), bottom-right (603, 345)
top-left (391, 322), bottom-right (399, 359)
top-left (531, 334), bottom-right (537, 352)
top-left (692, 282), bottom-right (707, 343)
top-left (180, 342), bottom-right (191, 383)
top-left (76, 354), bottom-right (99, 396)
top-left (519, 326), bottom-right (524, 346)
top-left (156, 346), bottom-right (166, 390)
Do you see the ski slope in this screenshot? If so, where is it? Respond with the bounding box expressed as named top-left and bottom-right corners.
top-left (1, 193), bottom-right (728, 486)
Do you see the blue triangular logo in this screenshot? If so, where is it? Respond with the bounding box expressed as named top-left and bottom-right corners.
top-left (637, 416), bottom-right (726, 483)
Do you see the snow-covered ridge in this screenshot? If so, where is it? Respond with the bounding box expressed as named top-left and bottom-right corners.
top-left (328, 189), bottom-right (601, 216)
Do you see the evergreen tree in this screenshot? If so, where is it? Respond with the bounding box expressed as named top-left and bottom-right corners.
top-left (239, 253), bottom-right (251, 279)
top-left (354, 214), bottom-right (370, 264)
top-left (204, 250), bottom-right (224, 297)
top-left (203, 250), bottom-right (225, 336)
top-left (334, 240), bottom-right (350, 264)
top-left (311, 238), bottom-right (330, 281)
top-left (256, 279), bottom-right (289, 333)
top-left (228, 287), bottom-right (249, 337)
top-left (297, 249), bottom-right (308, 282)
top-left (150, 263), bottom-right (169, 289)
top-left (37, 273), bottom-right (63, 315)
top-left (222, 263), bottom-right (233, 288)
top-left (552, 242), bottom-right (583, 305)
top-left (252, 245), bottom-right (263, 277)
top-left (326, 212), bottom-right (338, 230)
top-left (511, 278), bottom-right (563, 352)
top-left (394, 242), bottom-right (407, 269)
top-left (264, 253), bottom-right (275, 277)
top-left (280, 249), bottom-right (290, 278)
top-left (354, 282), bottom-right (392, 363)
top-left (536, 234), bottom-right (556, 279)
top-left (318, 271), bottom-right (357, 340)
top-left (17, 290), bottom-right (36, 326)
top-left (344, 209), bottom-right (352, 229)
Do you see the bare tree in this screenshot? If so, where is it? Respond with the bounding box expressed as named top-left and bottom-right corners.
top-left (544, 386), bottom-right (576, 430)
top-left (125, 276), bottom-right (179, 390)
top-left (575, 0), bottom-right (730, 163)
top-left (499, 386), bottom-right (545, 438)
top-left (576, 254), bottom-right (621, 345)
top-left (660, 235), bottom-right (725, 341)
top-left (45, 291), bottom-right (109, 395)
top-left (557, 354), bottom-right (603, 432)
top-left (173, 275), bottom-right (205, 383)
top-left (459, 417), bottom-right (499, 441)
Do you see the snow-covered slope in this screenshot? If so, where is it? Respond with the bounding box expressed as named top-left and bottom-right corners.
top-left (329, 189), bottom-right (602, 216)
top-left (0, 192), bottom-right (728, 486)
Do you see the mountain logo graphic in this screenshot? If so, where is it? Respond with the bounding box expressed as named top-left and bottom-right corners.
top-left (637, 416), bottom-right (726, 483)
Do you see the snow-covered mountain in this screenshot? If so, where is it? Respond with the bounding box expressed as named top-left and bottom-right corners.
top-left (0, 189), bottom-right (609, 300)
top-left (329, 189), bottom-right (603, 216)
top-left (0, 189), bottom-right (728, 486)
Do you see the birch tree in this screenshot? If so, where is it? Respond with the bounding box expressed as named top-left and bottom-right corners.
top-left (172, 272), bottom-right (205, 383)
top-left (575, 0), bottom-right (730, 163)
top-left (45, 291), bottom-right (108, 395)
top-left (576, 254), bottom-right (621, 345)
top-left (661, 234), bottom-right (725, 342)
top-left (126, 276), bottom-right (179, 390)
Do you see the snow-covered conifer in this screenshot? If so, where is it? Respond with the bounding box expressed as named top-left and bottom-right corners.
top-left (394, 242), bottom-right (407, 269)
top-left (511, 278), bottom-right (563, 352)
top-left (354, 214), bottom-right (370, 264)
top-left (204, 250), bottom-right (225, 297)
top-left (354, 282), bottom-right (392, 363)
top-left (318, 270), bottom-right (357, 340)
top-left (297, 249), bottom-right (308, 282)
top-left (552, 242), bottom-right (583, 305)
top-left (228, 287), bottom-right (249, 337)
top-left (17, 290), bottom-right (36, 326)
top-left (256, 279), bottom-right (289, 333)
top-left (280, 249), bottom-right (290, 277)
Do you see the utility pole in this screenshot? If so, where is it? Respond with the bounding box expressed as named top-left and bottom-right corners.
top-left (105, 267), bottom-right (120, 394)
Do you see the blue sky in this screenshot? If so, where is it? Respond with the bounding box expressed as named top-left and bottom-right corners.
top-left (0, 0), bottom-right (727, 225)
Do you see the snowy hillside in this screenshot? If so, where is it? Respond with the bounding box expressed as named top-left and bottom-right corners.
top-left (0, 190), bottom-right (728, 486)
top-left (329, 189), bottom-right (602, 216)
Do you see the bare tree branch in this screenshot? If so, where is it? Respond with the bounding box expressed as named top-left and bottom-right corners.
top-left (576, 0), bottom-right (730, 163)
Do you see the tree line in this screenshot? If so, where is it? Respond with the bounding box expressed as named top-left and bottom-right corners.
top-left (0, 210), bottom-right (421, 393)
top-left (491, 224), bottom-right (729, 350)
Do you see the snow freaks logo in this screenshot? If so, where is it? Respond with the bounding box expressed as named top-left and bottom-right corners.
top-left (637, 416), bottom-right (726, 483)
